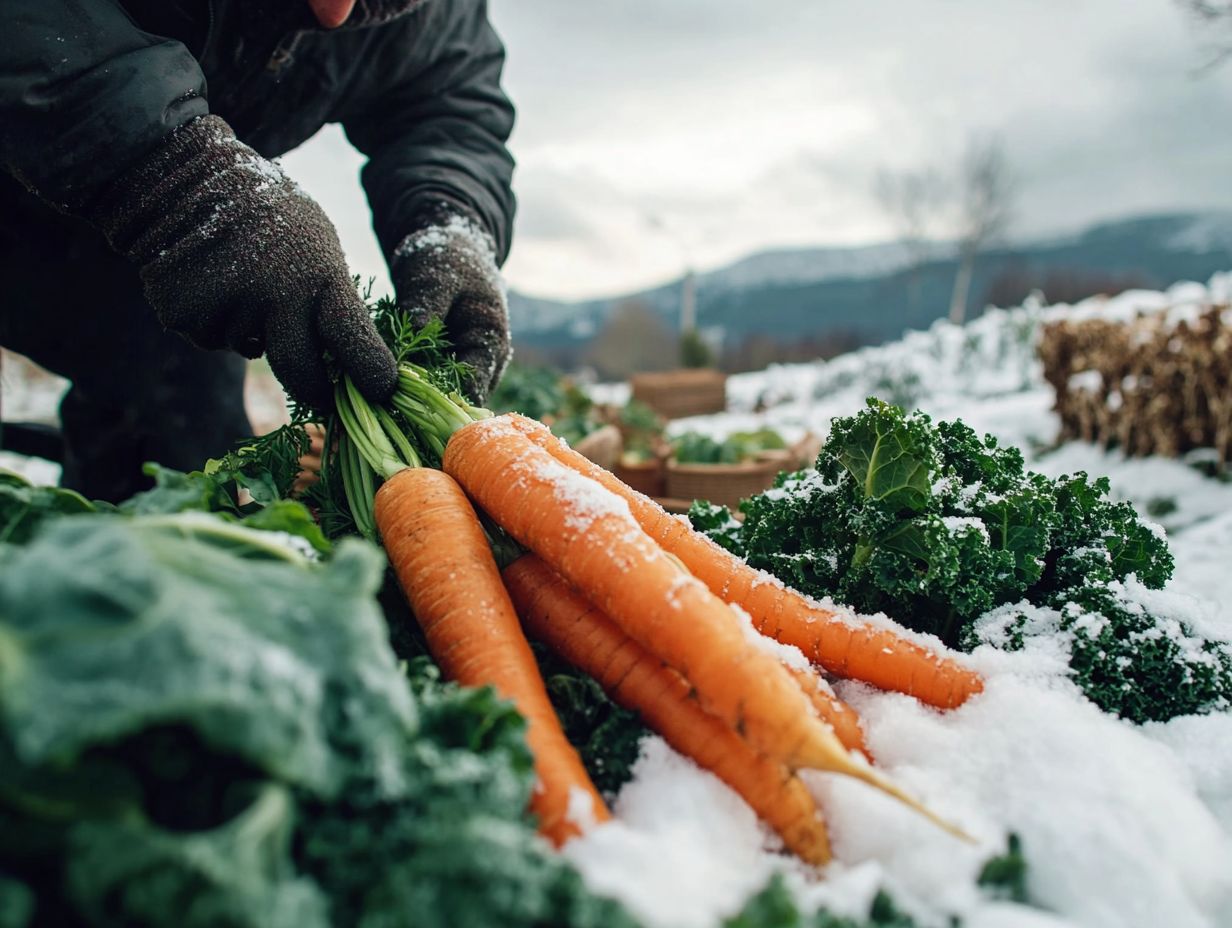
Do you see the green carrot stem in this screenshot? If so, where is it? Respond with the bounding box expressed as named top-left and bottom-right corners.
top-left (375, 406), bottom-right (421, 469)
top-left (337, 380), bottom-right (403, 478)
top-left (338, 431), bottom-right (376, 540)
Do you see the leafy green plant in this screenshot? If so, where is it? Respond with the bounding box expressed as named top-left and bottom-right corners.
top-left (672, 429), bottom-right (786, 465)
top-left (618, 400), bottom-right (666, 461)
top-left (0, 508), bottom-right (637, 928)
top-left (488, 363), bottom-right (567, 421)
top-left (673, 432), bottom-right (748, 465)
top-left (973, 583), bottom-right (1232, 724)
top-left (0, 472), bottom-right (100, 545)
top-left (977, 833), bottom-right (1028, 903)
top-left (723, 876), bottom-right (924, 928)
top-left (691, 399), bottom-right (1230, 723)
top-left (538, 651), bottom-right (648, 798)
top-left (680, 327), bottom-right (715, 369)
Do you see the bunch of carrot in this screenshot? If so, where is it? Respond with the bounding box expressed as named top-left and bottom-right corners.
top-left (326, 354), bottom-right (985, 861)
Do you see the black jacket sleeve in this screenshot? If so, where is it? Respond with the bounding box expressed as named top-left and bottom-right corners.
top-left (1, 0), bottom-right (207, 212)
top-left (341, 0), bottom-right (516, 265)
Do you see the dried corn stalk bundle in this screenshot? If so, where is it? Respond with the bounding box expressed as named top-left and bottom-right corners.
top-left (1039, 303), bottom-right (1232, 465)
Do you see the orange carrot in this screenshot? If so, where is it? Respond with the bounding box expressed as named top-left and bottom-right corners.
top-left (374, 467), bottom-right (608, 845)
top-left (444, 416), bottom-right (970, 840)
top-left (504, 554), bottom-right (832, 865)
top-left (785, 664), bottom-right (871, 762)
top-left (504, 413), bottom-right (983, 710)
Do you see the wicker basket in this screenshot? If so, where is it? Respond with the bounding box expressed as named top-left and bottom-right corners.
top-left (571, 424), bottom-right (622, 471)
top-left (630, 369), bottom-right (727, 420)
top-left (753, 448), bottom-right (795, 470)
top-left (614, 456), bottom-right (667, 498)
top-left (664, 457), bottom-right (779, 510)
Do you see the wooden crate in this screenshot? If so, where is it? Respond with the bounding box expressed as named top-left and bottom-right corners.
top-left (613, 456), bottom-right (667, 498)
top-left (630, 369), bottom-right (727, 420)
top-left (664, 457), bottom-right (779, 510)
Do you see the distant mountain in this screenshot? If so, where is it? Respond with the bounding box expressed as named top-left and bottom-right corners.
top-left (508, 211), bottom-right (1232, 366)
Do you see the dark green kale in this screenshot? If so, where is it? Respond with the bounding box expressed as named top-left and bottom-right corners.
top-left (734, 401), bottom-right (1040, 645)
top-left (723, 875), bottom-right (925, 928)
top-left (541, 662), bottom-right (648, 798)
top-left (976, 833), bottom-right (1028, 903)
top-left (0, 473), bottom-right (100, 545)
top-left (692, 399), bottom-right (1226, 724)
top-left (1045, 474), bottom-right (1173, 592)
top-left (688, 500), bottom-right (746, 557)
top-left (975, 582), bottom-right (1232, 723)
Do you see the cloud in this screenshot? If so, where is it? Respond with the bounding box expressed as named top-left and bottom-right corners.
top-left (284, 0), bottom-right (1232, 301)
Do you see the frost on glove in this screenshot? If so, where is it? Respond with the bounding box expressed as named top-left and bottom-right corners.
top-left (84, 115), bottom-right (397, 411)
top-left (391, 201), bottom-right (511, 406)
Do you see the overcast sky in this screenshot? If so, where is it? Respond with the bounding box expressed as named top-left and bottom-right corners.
top-left (282, 0), bottom-right (1232, 301)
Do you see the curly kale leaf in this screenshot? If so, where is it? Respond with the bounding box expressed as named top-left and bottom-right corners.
top-left (542, 669), bottom-right (647, 798)
top-left (1046, 474), bottom-right (1173, 592)
top-left (830, 398), bottom-right (933, 516)
top-left (930, 419), bottom-right (1055, 593)
top-left (736, 401), bottom-right (1029, 645)
top-left (1053, 583), bottom-right (1230, 723)
top-left (67, 784), bottom-right (328, 928)
top-left (299, 658), bottom-right (636, 928)
top-left (687, 500), bottom-right (746, 557)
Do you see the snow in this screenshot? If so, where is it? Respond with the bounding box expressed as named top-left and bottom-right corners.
top-left (562, 272), bottom-right (1232, 927)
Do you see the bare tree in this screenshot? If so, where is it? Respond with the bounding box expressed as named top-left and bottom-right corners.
top-left (875, 167), bottom-right (945, 307)
top-left (948, 135), bottom-right (1015, 325)
top-left (587, 299), bottom-right (678, 380)
top-left (1176, 0), bottom-right (1232, 70)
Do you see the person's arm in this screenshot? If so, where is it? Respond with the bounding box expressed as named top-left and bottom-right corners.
top-left (1, 0), bottom-right (207, 210)
top-left (3, 1), bottom-right (397, 409)
top-left (342, 0), bottom-right (516, 263)
top-left (343, 0), bottom-right (516, 403)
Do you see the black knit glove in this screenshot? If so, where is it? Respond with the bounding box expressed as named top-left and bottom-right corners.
top-left (391, 201), bottom-right (511, 405)
top-left (85, 115), bottom-right (397, 411)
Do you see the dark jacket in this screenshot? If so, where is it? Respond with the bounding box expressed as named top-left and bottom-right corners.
top-left (0, 0), bottom-right (516, 262)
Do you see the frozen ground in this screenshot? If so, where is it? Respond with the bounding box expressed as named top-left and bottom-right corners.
top-left (567, 275), bottom-right (1232, 928)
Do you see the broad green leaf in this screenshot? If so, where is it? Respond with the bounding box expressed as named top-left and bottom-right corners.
top-left (0, 516), bottom-right (411, 798)
top-left (834, 403), bottom-right (931, 513)
top-left (0, 473), bottom-right (96, 546)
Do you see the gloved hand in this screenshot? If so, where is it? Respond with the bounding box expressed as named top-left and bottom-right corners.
top-left (85, 115), bottom-right (397, 411)
top-left (391, 201), bottom-right (511, 405)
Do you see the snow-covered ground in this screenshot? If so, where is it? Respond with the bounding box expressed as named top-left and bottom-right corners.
top-left (569, 275), bottom-right (1232, 928)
